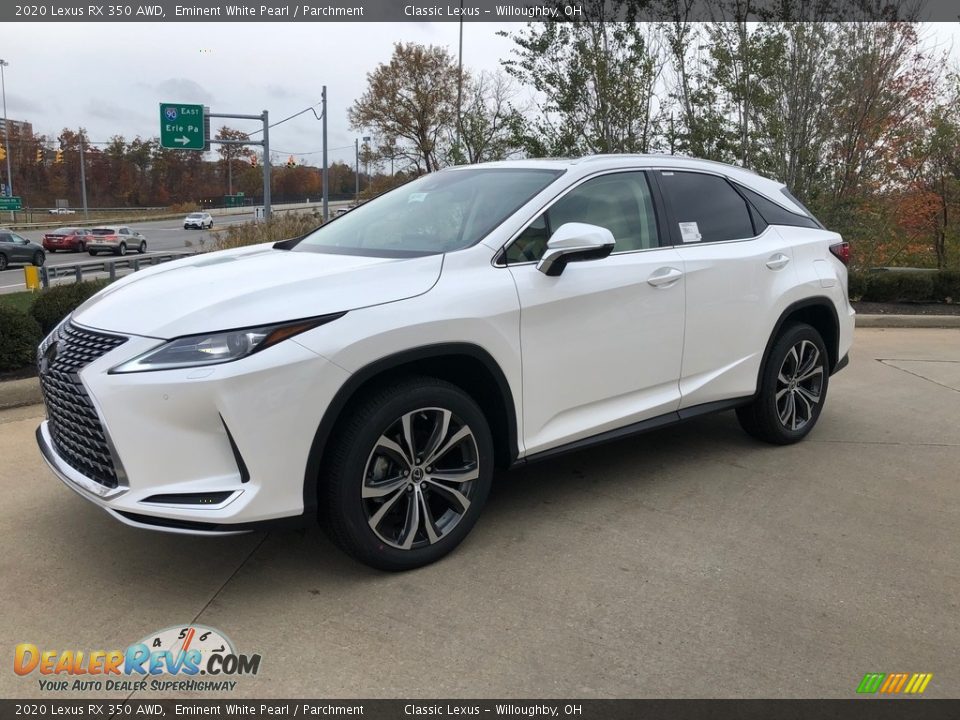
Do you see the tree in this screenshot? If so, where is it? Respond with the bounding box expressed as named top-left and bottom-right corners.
top-left (500, 1), bottom-right (666, 156)
top-left (349, 43), bottom-right (460, 173)
top-left (216, 126), bottom-right (255, 196)
top-left (453, 71), bottom-right (524, 164)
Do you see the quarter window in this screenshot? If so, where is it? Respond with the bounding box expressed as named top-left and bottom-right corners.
top-left (506, 172), bottom-right (659, 263)
top-left (659, 171), bottom-right (755, 243)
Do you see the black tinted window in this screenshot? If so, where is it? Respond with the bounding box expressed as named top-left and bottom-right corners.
top-left (659, 171), bottom-right (754, 243)
top-left (738, 186), bottom-right (819, 229)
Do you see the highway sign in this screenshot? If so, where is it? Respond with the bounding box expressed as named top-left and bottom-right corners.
top-left (160, 103), bottom-right (206, 150)
top-left (0, 196), bottom-right (22, 210)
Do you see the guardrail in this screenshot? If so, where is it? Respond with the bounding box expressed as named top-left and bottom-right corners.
top-left (37, 252), bottom-right (193, 289)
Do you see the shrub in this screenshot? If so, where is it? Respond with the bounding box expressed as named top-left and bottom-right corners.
top-left (934, 271), bottom-right (960, 304)
top-left (211, 212), bottom-right (323, 252)
top-left (861, 271), bottom-right (935, 303)
top-left (847, 271), bottom-right (868, 300)
top-left (169, 201), bottom-right (200, 214)
top-left (0, 307), bottom-right (42, 372)
top-left (29, 280), bottom-right (110, 335)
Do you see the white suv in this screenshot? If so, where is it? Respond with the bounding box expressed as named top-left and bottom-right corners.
top-left (35, 156), bottom-right (854, 570)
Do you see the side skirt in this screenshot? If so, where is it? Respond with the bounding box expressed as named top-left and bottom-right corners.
top-left (511, 397), bottom-right (753, 468)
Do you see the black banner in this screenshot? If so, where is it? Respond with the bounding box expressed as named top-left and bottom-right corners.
top-left (4, 700), bottom-right (960, 720)
top-left (3, 0), bottom-right (960, 23)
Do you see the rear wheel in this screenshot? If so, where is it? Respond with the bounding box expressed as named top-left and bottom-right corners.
top-left (320, 376), bottom-right (493, 571)
top-left (0, 254), bottom-right (7, 271)
top-left (77, 241), bottom-right (85, 253)
top-left (88, 250), bottom-right (98, 256)
top-left (116, 242), bottom-right (127, 256)
top-left (737, 323), bottom-right (830, 445)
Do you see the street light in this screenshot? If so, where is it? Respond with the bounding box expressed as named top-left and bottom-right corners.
top-left (0, 59), bottom-right (12, 198)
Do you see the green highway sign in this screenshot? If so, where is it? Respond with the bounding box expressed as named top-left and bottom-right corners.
top-left (160, 103), bottom-right (206, 150)
top-left (0, 197), bottom-right (22, 210)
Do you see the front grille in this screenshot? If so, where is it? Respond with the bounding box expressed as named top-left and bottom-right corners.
top-left (38, 321), bottom-right (128, 488)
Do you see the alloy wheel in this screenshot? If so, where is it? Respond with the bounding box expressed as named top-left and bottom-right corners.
top-left (362, 407), bottom-right (479, 551)
top-left (776, 340), bottom-right (823, 431)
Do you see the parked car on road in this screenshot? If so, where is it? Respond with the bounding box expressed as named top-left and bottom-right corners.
top-left (43, 227), bottom-right (93, 253)
top-left (184, 212), bottom-right (213, 230)
top-left (35, 155), bottom-right (854, 571)
top-left (86, 226), bottom-right (147, 256)
top-left (0, 228), bottom-right (45, 270)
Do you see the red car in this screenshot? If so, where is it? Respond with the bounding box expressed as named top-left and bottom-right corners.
top-left (43, 227), bottom-right (92, 253)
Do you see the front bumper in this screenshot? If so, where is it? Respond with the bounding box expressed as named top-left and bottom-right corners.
top-left (35, 322), bottom-right (351, 535)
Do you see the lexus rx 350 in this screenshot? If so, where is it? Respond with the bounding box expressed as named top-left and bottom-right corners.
top-left (35, 155), bottom-right (854, 570)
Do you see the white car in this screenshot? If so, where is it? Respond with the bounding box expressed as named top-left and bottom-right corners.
top-left (48, 207), bottom-right (76, 215)
top-left (35, 155), bottom-right (854, 570)
top-left (184, 212), bottom-right (213, 229)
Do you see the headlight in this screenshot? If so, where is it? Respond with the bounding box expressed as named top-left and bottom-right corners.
top-left (110, 313), bottom-right (344, 373)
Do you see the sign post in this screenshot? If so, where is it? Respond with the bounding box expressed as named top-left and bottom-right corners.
top-left (162, 102), bottom-right (271, 219)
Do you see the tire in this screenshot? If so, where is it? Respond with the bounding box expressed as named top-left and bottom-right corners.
top-left (736, 323), bottom-right (830, 445)
top-left (33, 251), bottom-right (45, 267)
top-left (0, 254), bottom-right (7, 271)
top-left (208, 221), bottom-right (213, 228)
top-left (319, 376), bottom-right (494, 571)
top-left (77, 242), bottom-right (85, 253)
top-left (116, 242), bottom-right (127, 256)
top-left (138, 241), bottom-right (147, 254)
top-left (184, 225), bottom-right (189, 230)
top-left (88, 250), bottom-right (98, 256)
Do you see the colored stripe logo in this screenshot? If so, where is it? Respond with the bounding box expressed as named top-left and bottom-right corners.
top-left (857, 673), bottom-right (933, 695)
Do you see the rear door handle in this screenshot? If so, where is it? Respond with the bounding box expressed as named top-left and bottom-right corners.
top-left (766, 253), bottom-right (790, 270)
top-left (647, 267), bottom-right (684, 288)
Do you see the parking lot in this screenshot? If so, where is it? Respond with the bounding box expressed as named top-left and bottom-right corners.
top-left (2, 327), bottom-right (958, 699)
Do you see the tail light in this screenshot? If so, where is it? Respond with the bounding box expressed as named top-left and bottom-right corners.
top-left (829, 241), bottom-right (850, 266)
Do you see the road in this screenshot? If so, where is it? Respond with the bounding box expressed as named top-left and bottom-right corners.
top-left (0, 204), bottom-right (345, 293)
top-left (1, 327), bottom-right (958, 699)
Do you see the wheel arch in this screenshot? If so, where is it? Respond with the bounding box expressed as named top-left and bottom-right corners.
top-left (302, 343), bottom-right (519, 517)
top-left (756, 297), bottom-right (840, 394)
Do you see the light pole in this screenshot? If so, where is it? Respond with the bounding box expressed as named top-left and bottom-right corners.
top-left (362, 136), bottom-right (371, 192)
top-left (0, 59), bottom-right (13, 198)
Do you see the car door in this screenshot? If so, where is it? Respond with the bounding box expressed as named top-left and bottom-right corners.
top-left (504, 171), bottom-right (686, 456)
top-left (10, 233), bottom-right (32, 262)
top-left (652, 169), bottom-right (800, 408)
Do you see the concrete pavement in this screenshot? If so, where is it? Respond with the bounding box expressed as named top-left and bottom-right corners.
top-left (1, 327), bottom-right (958, 699)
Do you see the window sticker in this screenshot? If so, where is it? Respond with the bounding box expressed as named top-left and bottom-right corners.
top-left (678, 221), bottom-right (702, 243)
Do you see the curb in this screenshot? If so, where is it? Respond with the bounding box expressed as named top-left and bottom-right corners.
top-left (1, 315), bottom-right (957, 412)
top-left (855, 314), bottom-right (960, 329)
top-left (0, 376), bottom-right (42, 412)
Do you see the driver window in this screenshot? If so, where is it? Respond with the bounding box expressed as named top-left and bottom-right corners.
top-left (505, 172), bottom-right (658, 264)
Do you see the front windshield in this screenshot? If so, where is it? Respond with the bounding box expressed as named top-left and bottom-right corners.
top-left (292, 168), bottom-right (563, 257)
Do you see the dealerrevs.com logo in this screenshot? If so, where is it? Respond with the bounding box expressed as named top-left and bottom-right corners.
top-left (14, 625), bottom-right (261, 693)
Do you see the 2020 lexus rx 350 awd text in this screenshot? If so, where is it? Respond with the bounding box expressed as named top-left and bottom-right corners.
top-left (35, 155), bottom-right (854, 570)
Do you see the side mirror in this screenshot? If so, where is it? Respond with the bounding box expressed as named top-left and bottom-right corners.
top-left (537, 222), bottom-right (616, 277)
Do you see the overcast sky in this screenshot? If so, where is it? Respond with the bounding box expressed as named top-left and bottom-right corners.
top-left (2, 22), bottom-right (958, 169)
top-left (2, 22), bottom-right (518, 167)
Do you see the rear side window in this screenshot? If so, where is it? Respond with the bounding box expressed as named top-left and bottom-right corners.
top-left (737, 186), bottom-right (820, 229)
top-left (659, 171), bottom-right (755, 243)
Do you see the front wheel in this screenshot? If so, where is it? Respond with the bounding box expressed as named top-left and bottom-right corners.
top-left (138, 241), bottom-right (147, 254)
top-left (737, 323), bottom-right (830, 445)
top-left (320, 376), bottom-right (494, 571)
top-left (33, 251), bottom-right (45, 267)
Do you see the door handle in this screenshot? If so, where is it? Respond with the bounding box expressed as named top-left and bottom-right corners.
top-left (647, 267), bottom-right (684, 288)
top-left (765, 253), bottom-right (790, 270)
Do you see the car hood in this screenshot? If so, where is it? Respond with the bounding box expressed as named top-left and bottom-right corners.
top-left (73, 244), bottom-right (443, 338)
